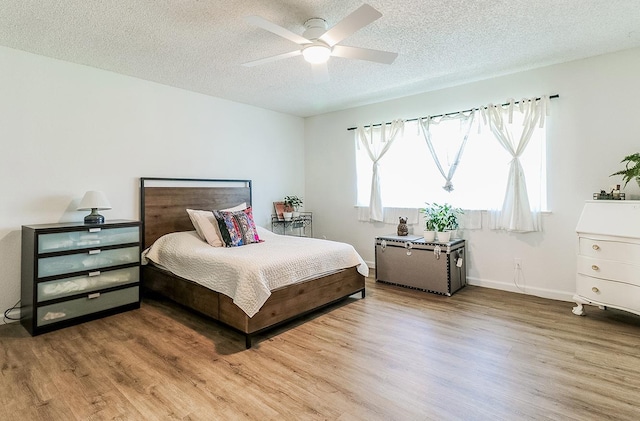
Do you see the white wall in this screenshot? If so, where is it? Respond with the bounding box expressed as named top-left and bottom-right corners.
top-left (0, 46), bottom-right (305, 322)
top-left (305, 47), bottom-right (640, 302)
top-left (3, 45), bottom-right (638, 323)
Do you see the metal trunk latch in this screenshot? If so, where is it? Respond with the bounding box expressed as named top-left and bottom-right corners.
top-left (404, 241), bottom-right (413, 256)
top-left (433, 245), bottom-right (441, 259)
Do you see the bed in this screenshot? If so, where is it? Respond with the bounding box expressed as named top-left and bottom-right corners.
top-left (140, 177), bottom-right (366, 348)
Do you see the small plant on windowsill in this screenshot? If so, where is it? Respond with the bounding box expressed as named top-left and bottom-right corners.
top-left (610, 153), bottom-right (640, 189)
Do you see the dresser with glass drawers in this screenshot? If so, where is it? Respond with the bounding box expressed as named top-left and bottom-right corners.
top-left (21, 220), bottom-right (141, 335)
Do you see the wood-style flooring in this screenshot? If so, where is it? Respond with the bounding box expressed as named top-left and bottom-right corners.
top-left (1, 278), bottom-right (640, 420)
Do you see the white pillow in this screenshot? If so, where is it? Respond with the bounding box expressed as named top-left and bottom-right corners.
top-left (186, 209), bottom-right (222, 247)
top-left (222, 202), bottom-right (247, 212)
top-left (186, 202), bottom-right (247, 247)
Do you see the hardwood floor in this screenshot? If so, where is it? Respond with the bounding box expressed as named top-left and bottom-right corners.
top-left (2, 279), bottom-right (640, 420)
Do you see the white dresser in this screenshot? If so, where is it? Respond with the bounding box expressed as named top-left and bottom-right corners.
top-left (573, 200), bottom-right (640, 316)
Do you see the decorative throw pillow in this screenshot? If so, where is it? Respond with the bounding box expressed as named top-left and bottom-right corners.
top-left (186, 202), bottom-right (247, 247)
top-left (213, 207), bottom-right (262, 247)
top-left (186, 209), bottom-right (223, 247)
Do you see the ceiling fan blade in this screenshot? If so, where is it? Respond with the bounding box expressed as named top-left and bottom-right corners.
top-left (246, 15), bottom-right (312, 46)
top-left (242, 50), bottom-right (302, 67)
top-left (331, 45), bottom-right (397, 64)
top-left (319, 4), bottom-right (382, 47)
top-left (311, 63), bottom-right (330, 84)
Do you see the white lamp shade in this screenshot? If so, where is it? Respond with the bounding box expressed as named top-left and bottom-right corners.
top-left (77, 191), bottom-right (112, 211)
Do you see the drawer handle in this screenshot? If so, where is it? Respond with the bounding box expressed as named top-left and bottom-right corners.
top-left (592, 244), bottom-right (600, 251)
top-left (88, 292), bottom-right (101, 299)
top-left (88, 249), bottom-right (101, 255)
top-left (88, 228), bottom-right (102, 233)
top-left (591, 287), bottom-right (599, 293)
top-left (88, 271), bottom-right (101, 277)
top-left (591, 265), bottom-right (599, 271)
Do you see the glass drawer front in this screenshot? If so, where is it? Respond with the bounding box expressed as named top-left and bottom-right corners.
top-left (37, 286), bottom-right (139, 327)
top-left (38, 246), bottom-right (140, 278)
top-left (38, 226), bottom-right (139, 253)
top-left (37, 267), bottom-right (139, 302)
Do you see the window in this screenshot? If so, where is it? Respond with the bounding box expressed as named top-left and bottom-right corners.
top-left (355, 114), bottom-right (547, 211)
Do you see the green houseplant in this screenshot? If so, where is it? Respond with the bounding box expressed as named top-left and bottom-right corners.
top-left (284, 195), bottom-right (303, 219)
top-left (610, 153), bottom-right (640, 189)
top-left (419, 204), bottom-right (438, 241)
top-left (421, 202), bottom-right (462, 243)
top-left (284, 195), bottom-right (303, 211)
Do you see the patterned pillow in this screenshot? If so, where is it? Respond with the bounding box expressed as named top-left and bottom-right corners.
top-left (212, 207), bottom-right (262, 247)
top-left (186, 203), bottom-right (248, 247)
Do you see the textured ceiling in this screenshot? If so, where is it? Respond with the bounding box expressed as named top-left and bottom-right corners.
top-left (1, 0), bottom-right (640, 117)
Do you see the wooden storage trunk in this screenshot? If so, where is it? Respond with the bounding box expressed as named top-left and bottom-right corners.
top-left (375, 235), bottom-right (466, 296)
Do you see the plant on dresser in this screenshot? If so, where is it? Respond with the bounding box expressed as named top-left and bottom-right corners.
top-left (21, 220), bottom-right (141, 335)
top-left (610, 152), bottom-right (640, 189)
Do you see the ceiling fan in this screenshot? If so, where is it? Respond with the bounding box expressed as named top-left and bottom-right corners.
top-left (242, 3), bottom-right (398, 83)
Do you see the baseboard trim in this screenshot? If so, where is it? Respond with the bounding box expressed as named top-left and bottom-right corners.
top-left (366, 259), bottom-right (574, 303)
top-left (467, 276), bottom-right (574, 303)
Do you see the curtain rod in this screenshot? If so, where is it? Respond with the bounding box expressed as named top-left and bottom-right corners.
top-left (346, 94), bottom-right (559, 131)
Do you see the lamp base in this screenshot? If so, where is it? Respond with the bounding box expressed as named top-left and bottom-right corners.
top-left (84, 209), bottom-right (105, 224)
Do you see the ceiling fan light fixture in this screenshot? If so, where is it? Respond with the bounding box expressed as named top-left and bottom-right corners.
top-left (302, 44), bottom-right (331, 64)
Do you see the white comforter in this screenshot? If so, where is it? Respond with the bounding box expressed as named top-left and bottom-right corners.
top-left (141, 227), bottom-right (368, 317)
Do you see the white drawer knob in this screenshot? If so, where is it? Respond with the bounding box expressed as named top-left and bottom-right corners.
top-left (592, 244), bottom-right (600, 251)
top-left (592, 287), bottom-right (599, 293)
top-left (591, 265), bottom-right (599, 271)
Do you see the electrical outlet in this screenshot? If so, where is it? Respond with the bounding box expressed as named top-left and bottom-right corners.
top-left (514, 258), bottom-right (522, 269)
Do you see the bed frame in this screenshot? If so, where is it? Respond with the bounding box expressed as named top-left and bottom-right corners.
top-left (140, 177), bottom-right (365, 348)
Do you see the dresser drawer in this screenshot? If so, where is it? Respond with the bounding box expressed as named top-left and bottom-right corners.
top-left (578, 237), bottom-right (640, 262)
top-left (37, 226), bottom-right (139, 253)
top-left (38, 246), bottom-right (140, 278)
top-left (576, 275), bottom-right (640, 312)
top-left (37, 266), bottom-right (139, 302)
top-left (577, 256), bottom-right (640, 287)
top-left (36, 286), bottom-right (139, 327)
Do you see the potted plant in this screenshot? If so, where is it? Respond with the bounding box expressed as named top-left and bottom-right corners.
top-left (419, 204), bottom-right (437, 241)
top-left (284, 195), bottom-right (303, 218)
top-left (610, 153), bottom-right (640, 189)
top-left (423, 202), bottom-right (462, 243)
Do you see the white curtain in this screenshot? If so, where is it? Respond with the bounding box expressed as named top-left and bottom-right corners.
top-left (356, 120), bottom-right (405, 221)
top-left (356, 206), bottom-right (420, 224)
top-left (418, 111), bottom-right (475, 192)
top-left (483, 96), bottom-right (550, 232)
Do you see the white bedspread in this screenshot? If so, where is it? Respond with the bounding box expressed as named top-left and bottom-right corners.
top-left (141, 227), bottom-right (368, 317)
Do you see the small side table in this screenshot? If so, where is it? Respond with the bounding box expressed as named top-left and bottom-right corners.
top-left (271, 212), bottom-right (312, 237)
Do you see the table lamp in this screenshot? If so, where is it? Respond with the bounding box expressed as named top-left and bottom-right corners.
top-left (78, 191), bottom-right (112, 224)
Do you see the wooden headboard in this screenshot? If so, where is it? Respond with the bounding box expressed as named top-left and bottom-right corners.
top-left (140, 177), bottom-right (252, 249)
